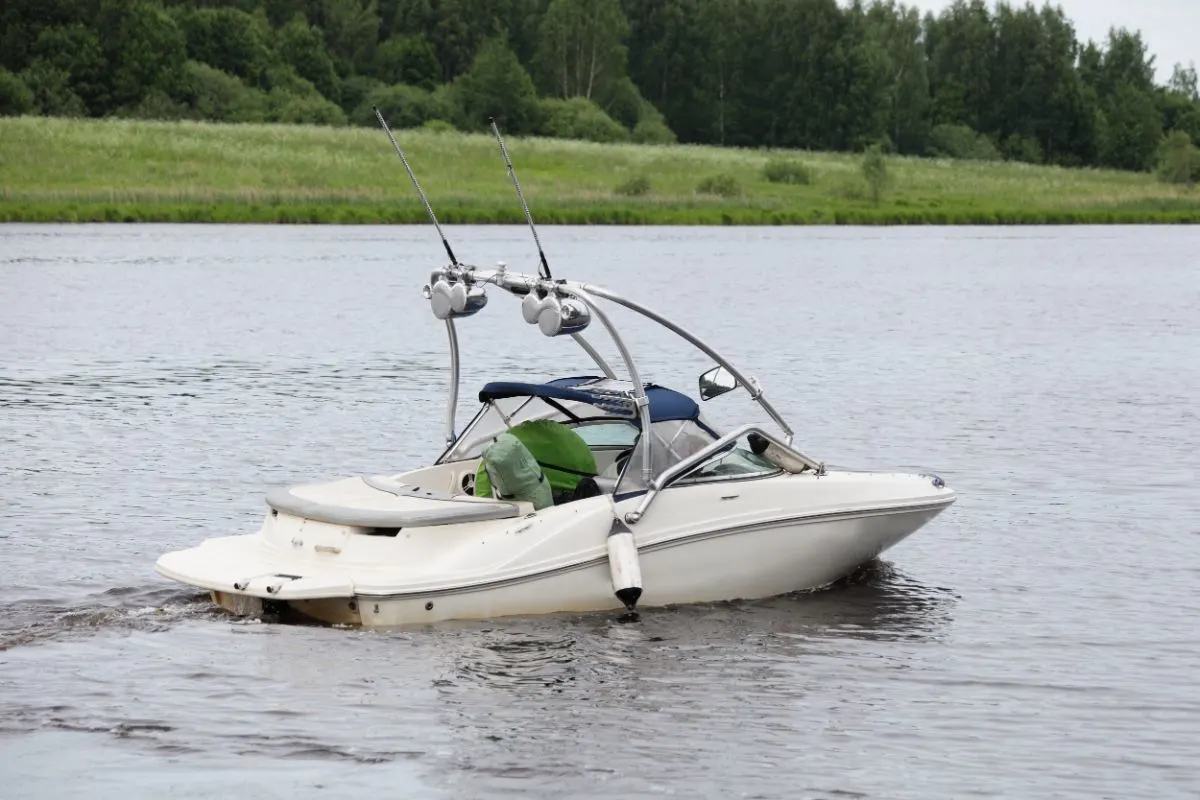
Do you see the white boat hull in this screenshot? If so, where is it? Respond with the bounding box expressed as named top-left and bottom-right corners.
top-left (157, 468), bottom-right (954, 628)
top-left (324, 503), bottom-right (942, 627)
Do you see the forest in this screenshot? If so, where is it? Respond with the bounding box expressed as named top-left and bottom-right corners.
top-left (1, 0), bottom-right (1198, 177)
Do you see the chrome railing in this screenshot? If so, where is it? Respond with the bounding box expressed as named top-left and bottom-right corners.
top-left (622, 424), bottom-right (824, 525)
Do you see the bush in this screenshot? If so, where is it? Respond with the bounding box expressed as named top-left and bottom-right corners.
top-left (0, 69), bottom-right (35, 115)
top-left (696, 173), bottom-right (741, 197)
top-left (1157, 130), bottom-right (1200, 185)
top-left (614, 174), bottom-right (651, 196)
top-left (762, 157), bottom-right (812, 184)
top-left (422, 118), bottom-right (456, 134)
top-left (1002, 133), bottom-right (1044, 164)
top-left (430, 83), bottom-right (466, 129)
top-left (538, 97), bottom-right (628, 143)
top-left (118, 88), bottom-right (188, 121)
top-left (599, 77), bottom-right (645, 129)
top-left (353, 83), bottom-right (450, 128)
top-left (628, 115), bottom-right (676, 145)
top-left (862, 143), bottom-right (890, 205)
top-left (178, 60), bottom-right (267, 122)
top-left (18, 62), bottom-right (86, 117)
top-left (928, 123), bottom-right (1001, 161)
top-left (269, 90), bottom-right (347, 126)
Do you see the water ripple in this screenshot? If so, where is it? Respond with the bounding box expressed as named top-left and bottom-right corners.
top-left (1, 224), bottom-right (1198, 799)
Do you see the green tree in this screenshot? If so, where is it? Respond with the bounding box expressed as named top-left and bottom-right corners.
top-left (176, 7), bottom-right (274, 85)
top-left (0, 0), bottom-right (79, 76)
top-left (0, 68), bottom-right (35, 115)
top-left (1096, 27), bottom-right (1156, 97)
top-left (97, 0), bottom-right (188, 110)
top-left (990, 3), bottom-right (1089, 164)
top-left (321, 0), bottom-right (380, 75)
top-left (692, 0), bottom-right (741, 145)
top-left (1167, 62), bottom-right (1198, 101)
top-left (28, 24), bottom-right (107, 113)
top-left (1158, 63), bottom-right (1200, 144)
top-left (375, 34), bottom-right (439, 89)
top-left (1098, 82), bottom-right (1163, 170)
top-left (625, 0), bottom-right (722, 144)
top-left (926, 0), bottom-right (995, 134)
top-left (425, 0), bottom-right (539, 83)
top-left (453, 35), bottom-right (540, 133)
top-left (866, 1), bottom-right (930, 155)
top-left (277, 12), bottom-right (340, 102)
top-left (19, 61), bottom-right (88, 116)
top-left (535, 0), bottom-right (629, 101)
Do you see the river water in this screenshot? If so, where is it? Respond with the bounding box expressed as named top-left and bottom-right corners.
top-left (1, 224), bottom-right (1198, 798)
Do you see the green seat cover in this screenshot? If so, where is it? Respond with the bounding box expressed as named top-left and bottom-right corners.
top-left (480, 432), bottom-right (553, 510)
top-left (476, 420), bottom-right (598, 502)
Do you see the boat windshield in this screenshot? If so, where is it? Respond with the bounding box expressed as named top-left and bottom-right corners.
top-left (614, 419), bottom-right (715, 495)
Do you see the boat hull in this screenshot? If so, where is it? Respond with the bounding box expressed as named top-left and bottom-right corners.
top-left (200, 500), bottom-right (949, 627)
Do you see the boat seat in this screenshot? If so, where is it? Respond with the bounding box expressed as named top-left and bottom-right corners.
top-left (590, 447), bottom-right (633, 495)
top-left (593, 475), bottom-right (618, 494)
top-left (265, 478), bottom-right (521, 528)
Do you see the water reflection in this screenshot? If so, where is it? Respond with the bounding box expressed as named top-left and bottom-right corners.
top-left (437, 560), bottom-right (956, 697)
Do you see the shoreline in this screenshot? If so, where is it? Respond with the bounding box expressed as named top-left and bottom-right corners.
top-left (3, 117), bottom-right (1198, 226)
top-left (3, 203), bottom-right (1198, 225)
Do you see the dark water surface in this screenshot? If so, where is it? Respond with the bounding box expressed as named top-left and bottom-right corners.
top-left (1, 224), bottom-right (1198, 798)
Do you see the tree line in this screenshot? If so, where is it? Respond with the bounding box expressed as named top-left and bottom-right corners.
top-left (2, 0), bottom-right (1198, 176)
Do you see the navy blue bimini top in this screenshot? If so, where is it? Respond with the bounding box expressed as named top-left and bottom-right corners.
top-left (478, 376), bottom-right (699, 423)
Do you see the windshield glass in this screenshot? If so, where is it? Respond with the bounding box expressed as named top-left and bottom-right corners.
top-left (614, 420), bottom-right (716, 495)
top-left (675, 443), bottom-right (779, 484)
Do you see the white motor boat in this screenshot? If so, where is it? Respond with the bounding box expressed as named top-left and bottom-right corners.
top-left (154, 114), bottom-right (956, 627)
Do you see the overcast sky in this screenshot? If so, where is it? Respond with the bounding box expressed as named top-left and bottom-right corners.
top-left (911, 0), bottom-right (1198, 83)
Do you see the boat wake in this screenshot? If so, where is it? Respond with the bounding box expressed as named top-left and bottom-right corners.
top-left (0, 586), bottom-right (217, 652)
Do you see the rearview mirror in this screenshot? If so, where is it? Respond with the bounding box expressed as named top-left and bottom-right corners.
top-left (698, 366), bottom-right (739, 401)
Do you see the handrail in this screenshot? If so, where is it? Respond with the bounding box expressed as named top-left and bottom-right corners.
top-left (623, 424), bottom-right (823, 525)
top-left (444, 319), bottom-right (459, 445)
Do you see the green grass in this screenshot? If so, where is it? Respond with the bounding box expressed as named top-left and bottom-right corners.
top-left (1, 116), bottom-right (1198, 224)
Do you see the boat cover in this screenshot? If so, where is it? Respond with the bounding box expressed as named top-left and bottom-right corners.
top-left (481, 432), bottom-right (553, 510)
top-left (474, 419), bottom-right (598, 501)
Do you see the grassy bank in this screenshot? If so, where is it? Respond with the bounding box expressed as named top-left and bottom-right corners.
top-left (2, 117), bottom-right (1198, 225)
